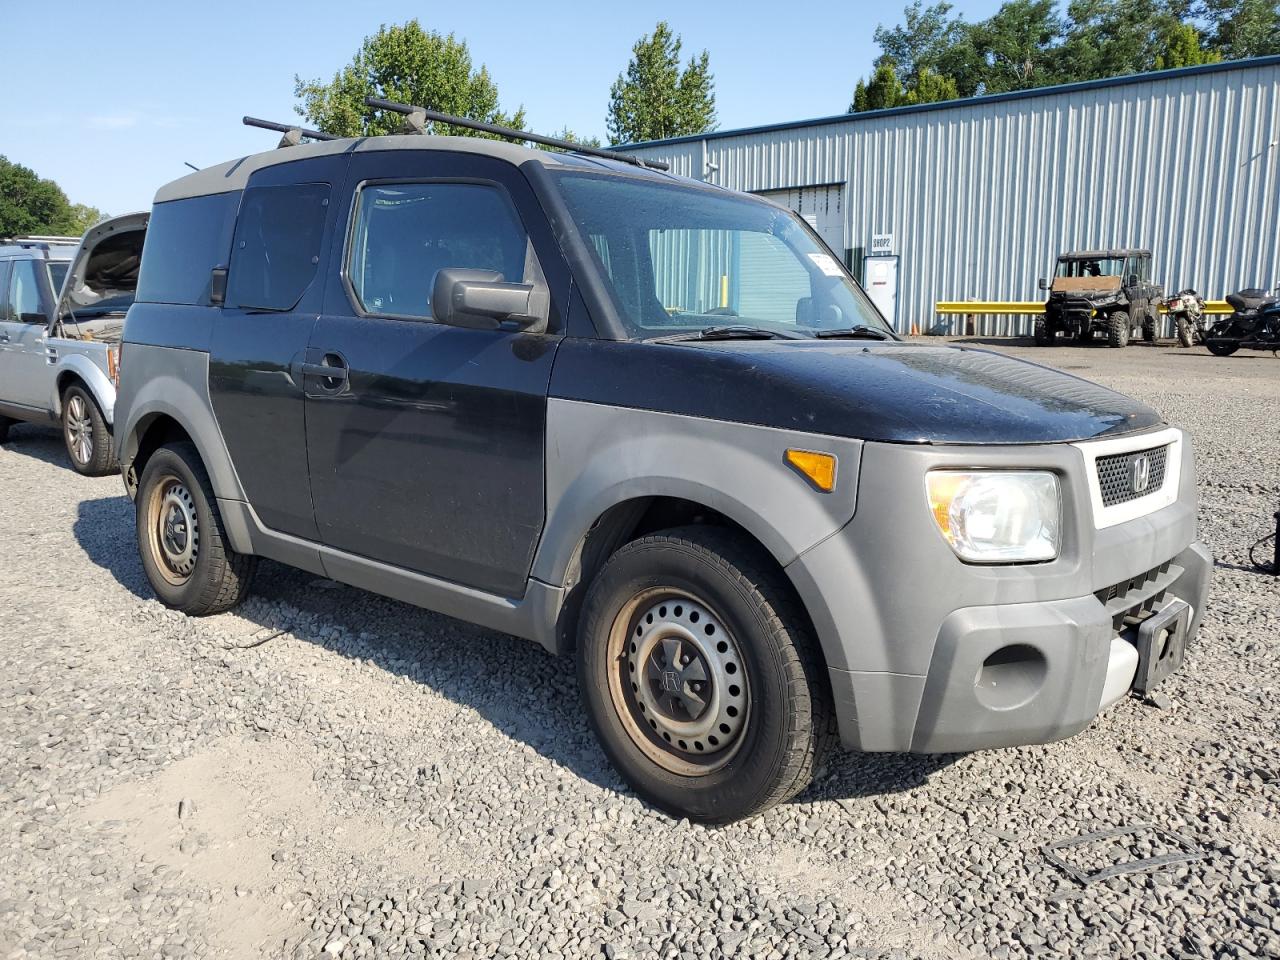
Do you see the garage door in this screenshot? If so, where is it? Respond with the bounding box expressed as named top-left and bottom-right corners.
top-left (755, 185), bottom-right (845, 260)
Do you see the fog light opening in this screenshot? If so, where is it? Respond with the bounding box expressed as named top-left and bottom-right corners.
top-left (975, 644), bottom-right (1047, 711)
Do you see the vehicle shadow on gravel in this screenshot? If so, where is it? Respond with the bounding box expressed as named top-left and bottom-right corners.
top-left (0, 423), bottom-right (72, 470)
top-left (74, 495), bottom-right (964, 809)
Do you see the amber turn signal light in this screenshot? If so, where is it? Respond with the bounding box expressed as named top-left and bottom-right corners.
top-left (785, 449), bottom-right (837, 492)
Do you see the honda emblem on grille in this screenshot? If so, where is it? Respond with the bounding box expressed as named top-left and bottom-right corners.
top-left (1130, 454), bottom-right (1152, 494)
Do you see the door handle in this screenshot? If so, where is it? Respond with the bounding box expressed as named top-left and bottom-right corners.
top-left (302, 361), bottom-right (348, 381)
top-left (301, 353), bottom-right (349, 391)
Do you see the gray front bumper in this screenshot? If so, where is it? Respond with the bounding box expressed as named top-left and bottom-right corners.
top-left (908, 541), bottom-right (1210, 752)
top-left (783, 433), bottom-right (1210, 754)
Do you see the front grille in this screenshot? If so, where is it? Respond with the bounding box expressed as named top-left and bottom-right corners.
top-left (1095, 444), bottom-right (1169, 507)
top-left (1095, 560), bottom-right (1176, 632)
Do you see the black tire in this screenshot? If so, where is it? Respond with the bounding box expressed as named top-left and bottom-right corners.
top-left (1033, 320), bottom-right (1054, 346)
top-left (1107, 309), bottom-right (1131, 348)
top-left (61, 384), bottom-right (117, 476)
top-left (0, 415), bottom-right (12, 444)
top-left (1176, 317), bottom-right (1195, 349)
top-left (1142, 302), bottom-right (1158, 343)
top-left (136, 442), bottom-right (257, 615)
top-left (578, 526), bottom-right (833, 824)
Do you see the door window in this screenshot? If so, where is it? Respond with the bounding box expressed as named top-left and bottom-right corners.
top-left (8, 260), bottom-right (46, 323)
top-left (227, 183), bottom-right (331, 311)
top-left (346, 182), bottom-right (529, 320)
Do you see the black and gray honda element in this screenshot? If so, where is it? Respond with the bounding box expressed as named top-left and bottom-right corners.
top-left (116, 131), bottom-right (1211, 822)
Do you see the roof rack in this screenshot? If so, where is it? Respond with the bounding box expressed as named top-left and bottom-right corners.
top-left (242, 116), bottom-right (339, 148)
top-left (363, 97), bottom-right (670, 172)
top-left (10, 234), bottom-right (80, 243)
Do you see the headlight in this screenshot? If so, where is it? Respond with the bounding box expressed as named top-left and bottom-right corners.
top-left (926, 471), bottom-right (1061, 563)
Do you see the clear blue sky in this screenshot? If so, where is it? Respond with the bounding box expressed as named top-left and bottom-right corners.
top-left (3, 0), bottom-right (1005, 215)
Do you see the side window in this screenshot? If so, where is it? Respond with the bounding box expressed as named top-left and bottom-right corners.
top-left (347, 182), bottom-right (529, 319)
top-left (0, 262), bottom-right (10, 320)
top-left (136, 192), bottom-right (238, 306)
top-left (9, 260), bottom-right (47, 322)
top-left (227, 183), bottom-right (330, 311)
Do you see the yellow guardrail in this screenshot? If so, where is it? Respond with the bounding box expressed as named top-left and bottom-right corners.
top-left (935, 300), bottom-right (1233, 315)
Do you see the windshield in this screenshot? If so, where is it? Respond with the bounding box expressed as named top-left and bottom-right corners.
top-left (1056, 257), bottom-right (1126, 278)
top-left (555, 173), bottom-right (890, 340)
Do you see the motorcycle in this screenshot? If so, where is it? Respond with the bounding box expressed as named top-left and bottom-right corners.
top-left (1204, 286), bottom-right (1280, 357)
top-left (1164, 289), bottom-right (1206, 348)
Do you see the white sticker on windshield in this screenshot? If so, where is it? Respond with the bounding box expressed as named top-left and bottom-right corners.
top-left (807, 252), bottom-right (844, 277)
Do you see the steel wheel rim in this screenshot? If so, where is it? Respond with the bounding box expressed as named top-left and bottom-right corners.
top-left (145, 475), bottom-right (199, 586)
top-left (64, 395), bottom-right (93, 465)
top-left (607, 588), bottom-right (750, 776)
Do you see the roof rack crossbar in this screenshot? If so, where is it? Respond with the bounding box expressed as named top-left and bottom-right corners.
top-left (363, 97), bottom-right (669, 172)
top-left (243, 116), bottom-right (339, 148)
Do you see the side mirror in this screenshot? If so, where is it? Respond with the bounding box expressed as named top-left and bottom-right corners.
top-left (1038, 277), bottom-right (1049, 291)
top-left (431, 268), bottom-right (548, 333)
top-left (1128, 274), bottom-right (1140, 287)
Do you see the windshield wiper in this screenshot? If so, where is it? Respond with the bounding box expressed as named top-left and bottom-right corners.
top-left (650, 325), bottom-right (799, 343)
top-left (812, 326), bottom-right (892, 340)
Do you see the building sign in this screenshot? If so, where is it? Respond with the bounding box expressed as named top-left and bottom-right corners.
top-left (871, 233), bottom-right (894, 254)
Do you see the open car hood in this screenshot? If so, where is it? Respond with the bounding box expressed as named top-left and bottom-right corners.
top-left (56, 211), bottom-right (150, 320)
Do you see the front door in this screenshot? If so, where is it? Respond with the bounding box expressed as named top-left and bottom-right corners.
top-left (207, 154), bottom-right (349, 540)
top-left (1, 259), bottom-right (57, 410)
top-left (304, 151), bottom-right (569, 598)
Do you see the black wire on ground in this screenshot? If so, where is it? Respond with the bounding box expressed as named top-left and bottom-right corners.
top-left (1248, 511), bottom-right (1280, 575)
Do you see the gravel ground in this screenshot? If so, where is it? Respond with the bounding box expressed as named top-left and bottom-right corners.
top-left (1, 339), bottom-right (1277, 960)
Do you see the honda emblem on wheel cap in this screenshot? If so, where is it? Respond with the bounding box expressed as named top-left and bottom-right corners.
top-left (1130, 454), bottom-right (1152, 494)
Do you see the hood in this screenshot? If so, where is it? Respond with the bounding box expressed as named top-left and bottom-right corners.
top-left (57, 211), bottom-right (149, 323)
top-left (1051, 275), bottom-right (1122, 295)
top-left (551, 339), bottom-right (1162, 444)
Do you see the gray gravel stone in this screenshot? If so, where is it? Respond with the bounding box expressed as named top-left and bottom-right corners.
top-left (0, 343), bottom-right (1277, 960)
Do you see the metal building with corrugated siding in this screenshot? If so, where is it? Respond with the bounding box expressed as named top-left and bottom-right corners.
top-left (616, 56), bottom-right (1280, 336)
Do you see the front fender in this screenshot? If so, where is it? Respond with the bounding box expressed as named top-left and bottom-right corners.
top-left (52, 352), bottom-right (117, 424)
top-left (532, 398), bottom-right (864, 587)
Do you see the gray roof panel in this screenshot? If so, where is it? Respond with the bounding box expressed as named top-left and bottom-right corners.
top-left (154, 135), bottom-right (590, 203)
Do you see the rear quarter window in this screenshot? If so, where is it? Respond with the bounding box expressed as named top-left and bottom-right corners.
top-left (136, 192), bottom-right (238, 305)
top-left (226, 182), bottom-right (330, 311)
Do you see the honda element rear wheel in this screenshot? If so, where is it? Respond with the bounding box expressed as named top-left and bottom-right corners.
top-left (136, 442), bottom-right (257, 615)
top-left (578, 526), bottom-right (832, 823)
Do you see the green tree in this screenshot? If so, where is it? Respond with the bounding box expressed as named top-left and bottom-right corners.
top-left (294, 20), bottom-right (525, 139)
top-left (851, 62), bottom-right (907, 111)
top-left (0, 156), bottom-right (102, 238)
top-left (904, 66), bottom-right (962, 104)
top-left (607, 22), bottom-right (717, 144)
top-left (969, 0), bottom-right (1068, 93)
top-left (1153, 20), bottom-right (1222, 68)
top-left (850, 61), bottom-right (961, 111)
top-left (874, 1), bottom-right (980, 89)
top-left (1201, 0), bottom-right (1280, 59)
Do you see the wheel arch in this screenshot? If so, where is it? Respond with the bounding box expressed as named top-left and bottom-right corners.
top-left (547, 493), bottom-right (829, 678)
top-left (53, 355), bottom-right (115, 424)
